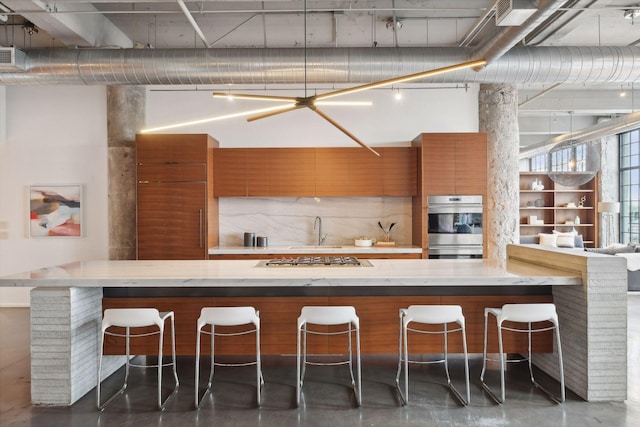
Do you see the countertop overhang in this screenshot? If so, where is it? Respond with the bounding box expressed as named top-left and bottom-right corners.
top-left (208, 245), bottom-right (422, 255)
top-left (0, 258), bottom-right (581, 288)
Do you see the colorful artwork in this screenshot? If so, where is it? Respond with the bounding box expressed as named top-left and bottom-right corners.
top-left (29, 185), bottom-right (82, 237)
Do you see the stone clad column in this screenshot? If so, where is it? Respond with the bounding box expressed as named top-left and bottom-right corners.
top-left (479, 84), bottom-right (520, 263)
top-left (107, 86), bottom-right (145, 260)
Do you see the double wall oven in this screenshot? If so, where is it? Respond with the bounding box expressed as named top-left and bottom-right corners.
top-left (427, 195), bottom-right (483, 259)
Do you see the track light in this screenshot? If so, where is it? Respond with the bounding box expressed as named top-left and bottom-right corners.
top-left (620, 85), bottom-right (627, 98)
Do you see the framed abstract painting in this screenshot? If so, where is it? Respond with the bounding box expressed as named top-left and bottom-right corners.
top-left (29, 185), bottom-right (83, 237)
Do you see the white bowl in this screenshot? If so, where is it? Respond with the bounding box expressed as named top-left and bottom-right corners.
top-left (354, 239), bottom-right (373, 247)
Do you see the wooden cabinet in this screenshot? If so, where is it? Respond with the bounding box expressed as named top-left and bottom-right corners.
top-left (212, 147), bottom-right (417, 197)
top-left (413, 133), bottom-right (487, 196)
top-left (411, 133), bottom-right (488, 257)
top-left (136, 134), bottom-right (218, 260)
top-left (519, 172), bottom-right (598, 247)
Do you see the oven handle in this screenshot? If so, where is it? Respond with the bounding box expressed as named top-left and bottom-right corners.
top-left (428, 204), bottom-right (483, 214)
top-left (428, 245), bottom-right (483, 255)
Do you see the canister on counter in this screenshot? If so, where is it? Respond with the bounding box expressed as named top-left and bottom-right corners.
top-left (256, 236), bottom-right (268, 247)
top-left (244, 232), bottom-right (256, 247)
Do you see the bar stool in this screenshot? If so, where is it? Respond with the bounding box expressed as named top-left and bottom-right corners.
top-left (480, 303), bottom-right (565, 404)
top-left (195, 306), bottom-right (263, 408)
top-left (97, 308), bottom-right (179, 411)
top-left (296, 306), bottom-right (361, 407)
top-left (395, 305), bottom-right (470, 406)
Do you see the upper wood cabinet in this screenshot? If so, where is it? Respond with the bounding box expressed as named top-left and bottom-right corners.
top-left (136, 134), bottom-right (218, 260)
top-left (212, 147), bottom-right (417, 197)
top-left (413, 133), bottom-right (487, 196)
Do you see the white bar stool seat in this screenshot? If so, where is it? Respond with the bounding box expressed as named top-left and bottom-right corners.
top-left (195, 306), bottom-right (263, 408)
top-left (97, 308), bottom-right (179, 411)
top-left (296, 306), bottom-right (361, 407)
top-left (480, 303), bottom-right (565, 404)
top-left (395, 305), bottom-right (470, 406)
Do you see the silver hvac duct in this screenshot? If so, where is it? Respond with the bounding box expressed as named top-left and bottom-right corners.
top-left (1, 45), bottom-right (640, 85)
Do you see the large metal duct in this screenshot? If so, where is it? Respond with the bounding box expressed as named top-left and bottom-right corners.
top-left (1, 45), bottom-right (639, 86)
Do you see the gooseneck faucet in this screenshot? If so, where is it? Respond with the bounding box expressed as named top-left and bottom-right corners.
top-left (314, 216), bottom-right (327, 246)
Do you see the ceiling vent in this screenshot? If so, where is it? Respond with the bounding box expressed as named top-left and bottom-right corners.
top-left (496, 0), bottom-right (537, 26)
top-left (0, 47), bottom-right (26, 72)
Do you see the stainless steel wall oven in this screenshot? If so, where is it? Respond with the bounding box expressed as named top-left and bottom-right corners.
top-left (427, 195), bottom-right (483, 259)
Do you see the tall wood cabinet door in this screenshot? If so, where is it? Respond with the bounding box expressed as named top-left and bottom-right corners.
top-left (137, 182), bottom-right (207, 260)
top-left (382, 147), bottom-right (418, 196)
top-left (213, 149), bottom-right (247, 196)
top-left (422, 136), bottom-right (456, 195)
top-left (348, 148), bottom-right (383, 195)
top-left (456, 134), bottom-right (487, 195)
top-left (315, 148), bottom-right (351, 196)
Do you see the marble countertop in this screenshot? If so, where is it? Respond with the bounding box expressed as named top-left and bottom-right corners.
top-left (0, 258), bottom-right (581, 288)
top-left (208, 245), bottom-right (422, 255)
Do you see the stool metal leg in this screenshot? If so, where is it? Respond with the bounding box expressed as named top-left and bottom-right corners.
top-left (354, 324), bottom-right (362, 406)
top-left (97, 326), bottom-right (132, 411)
top-left (480, 310), bottom-right (505, 404)
top-left (195, 324), bottom-right (216, 408)
top-left (527, 322), bottom-right (566, 403)
top-left (394, 310), bottom-right (408, 405)
top-left (158, 314), bottom-right (179, 410)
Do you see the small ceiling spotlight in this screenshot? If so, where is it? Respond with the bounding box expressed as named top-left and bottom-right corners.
top-left (623, 9), bottom-right (640, 19)
top-left (385, 18), bottom-right (402, 30)
top-left (22, 21), bottom-right (38, 35)
top-left (620, 85), bottom-right (627, 97)
top-left (394, 88), bottom-right (402, 100)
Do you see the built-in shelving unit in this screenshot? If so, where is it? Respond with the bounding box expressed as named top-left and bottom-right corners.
top-left (520, 172), bottom-right (598, 247)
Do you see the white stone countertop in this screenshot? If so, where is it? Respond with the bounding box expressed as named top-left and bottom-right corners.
top-left (0, 259), bottom-right (581, 288)
top-left (208, 245), bottom-right (422, 255)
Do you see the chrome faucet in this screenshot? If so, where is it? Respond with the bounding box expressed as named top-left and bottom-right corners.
top-left (314, 216), bottom-right (327, 246)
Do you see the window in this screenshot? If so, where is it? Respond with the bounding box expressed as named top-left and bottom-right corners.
top-left (549, 142), bottom-right (588, 172)
top-left (530, 154), bottom-right (546, 172)
top-left (620, 129), bottom-right (640, 243)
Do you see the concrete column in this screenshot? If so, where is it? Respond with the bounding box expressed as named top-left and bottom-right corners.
top-left (479, 84), bottom-right (520, 263)
top-left (107, 86), bottom-right (145, 260)
top-left (598, 135), bottom-right (620, 246)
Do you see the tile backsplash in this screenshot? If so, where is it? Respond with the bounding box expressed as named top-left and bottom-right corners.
top-left (218, 197), bottom-right (412, 247)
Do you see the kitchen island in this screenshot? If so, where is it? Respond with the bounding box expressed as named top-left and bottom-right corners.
top-left (0, 245), bottom-right (627, 405)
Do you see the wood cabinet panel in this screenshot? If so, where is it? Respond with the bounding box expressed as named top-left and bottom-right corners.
top-left (136, 134), bottom-right (209, 164)
top-left (137, 164), bottom-right (207, 182)
top-left (137, 182), bottom-right (207, 259)
top-left (348, 148), bottom-right (383, 195)
top-left (315, 148), bottom-right (351, 196)
top-left (456, 133), bottom-right (488, 195)
top-left (273, 148), bottom-right (316, 196)
top-left (421, 135), bottom-right (457, 195)
top-left (136, 134), bottom-right (218, 259)
top-left (382, 147), bottom-right (418, 196)
top-left (246, 149), bottom-right (274, 196)
top-left (213, 149), bottom-right (246, 196)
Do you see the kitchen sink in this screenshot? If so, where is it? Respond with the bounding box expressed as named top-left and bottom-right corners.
top-left (288, 245), bottom-right (344, 249)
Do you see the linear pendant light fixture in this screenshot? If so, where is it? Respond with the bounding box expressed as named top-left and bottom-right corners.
top-left (209, 58), bottom-right (486, 156)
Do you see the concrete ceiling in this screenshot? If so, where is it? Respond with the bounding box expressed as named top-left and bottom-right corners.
top-left (1, 0), bottom-right (639, 151)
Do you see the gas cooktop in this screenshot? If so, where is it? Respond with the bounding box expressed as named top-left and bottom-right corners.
top-left (259, 256), bottom-right (372, 267)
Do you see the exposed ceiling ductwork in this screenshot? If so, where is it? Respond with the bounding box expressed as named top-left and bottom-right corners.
top-left (1, 45), bottom-right (639, 86)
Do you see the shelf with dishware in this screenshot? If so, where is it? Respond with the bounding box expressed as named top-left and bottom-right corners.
top-left (519, 172), bottom-right (598, 247)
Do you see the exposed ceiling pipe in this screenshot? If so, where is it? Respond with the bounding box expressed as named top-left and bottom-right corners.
top-left (1, 45), bottom-right (640, 85)
top-left (520, 111), bottom-right (640, 158)
top-left (176, 0), bottom-right (210, 47)
top-left (471, 0), bottom-right (570, 66)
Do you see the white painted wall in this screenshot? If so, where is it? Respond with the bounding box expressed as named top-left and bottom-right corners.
top-left (0, 86), bottom-right (109, 306)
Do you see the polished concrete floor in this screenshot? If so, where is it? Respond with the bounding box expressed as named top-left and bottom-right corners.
top-left (2, 296), bottom-right (640, 427)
